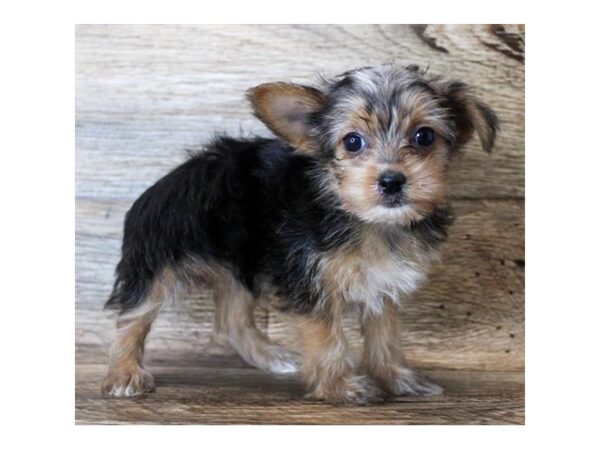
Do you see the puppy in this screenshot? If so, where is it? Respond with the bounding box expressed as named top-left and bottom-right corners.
top-left (101, 65), bottom-right (497, 403)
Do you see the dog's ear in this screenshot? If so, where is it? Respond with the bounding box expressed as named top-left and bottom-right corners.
top-left (430, 78), bottom-right (499, 152)
top-left (247, 82), bottom-right (325, 152)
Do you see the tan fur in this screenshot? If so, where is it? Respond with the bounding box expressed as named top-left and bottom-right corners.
top-left (317, 226), bottom-right (437, 315)
top-left (101, 269), bottom-right (170, 396)
top-left (360, 298), bottom-right (443, 396)
top-left (401, 148), bottom-right (448, 217)
top-left (361, 298), bottom-right (407, 377)
top-left (211, 271), bottom-right (297, 374)
top-left (247, 82), bottom-right (324, 153)
top-left (333, 151), bottom-right (448, 225)
top-left (295, 300), bottom-right (381, 404)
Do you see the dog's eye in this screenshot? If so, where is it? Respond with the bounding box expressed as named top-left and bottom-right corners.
top-left (342, 133), bottom-right (365, 153)
top-left (413, 127), bottom-right (435, 147)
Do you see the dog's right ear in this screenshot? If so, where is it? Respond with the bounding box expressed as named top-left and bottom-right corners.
top-left (247, 82), bottom-right (325, 153)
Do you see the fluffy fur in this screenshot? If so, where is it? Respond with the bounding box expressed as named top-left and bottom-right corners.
top-left (102, 65), bottom-right (497, 403)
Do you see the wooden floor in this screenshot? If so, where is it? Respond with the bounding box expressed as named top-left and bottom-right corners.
top-left (76, 351), bottom-right (524, 425)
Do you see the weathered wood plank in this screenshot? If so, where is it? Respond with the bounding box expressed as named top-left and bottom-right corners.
top-left (75, 24), bottom-right (524, 200)
top-left (76, 197), bottom-right (524, 371)
top-left (75, 359), bottom-right (524, 425)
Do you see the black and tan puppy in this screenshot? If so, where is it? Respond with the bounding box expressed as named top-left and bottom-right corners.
top-left (102, 65), bottom-right (497, 403)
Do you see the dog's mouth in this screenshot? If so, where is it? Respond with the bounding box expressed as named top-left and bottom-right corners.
top-left (380, 194), bottom-right (406, 208)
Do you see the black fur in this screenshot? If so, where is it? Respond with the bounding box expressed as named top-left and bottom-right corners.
top-left (106, 136), bottom-right (353, 314)
top-left (411, 206), bottom-right (454, 247)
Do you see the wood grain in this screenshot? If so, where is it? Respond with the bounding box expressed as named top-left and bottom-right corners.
top-left (75, 24), bottom-right (525, 424)
top-left (75, 358), bottom-right (524, 425)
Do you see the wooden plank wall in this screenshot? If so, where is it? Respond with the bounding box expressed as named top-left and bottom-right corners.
top-left (75, 24), bottom-right (524, 372)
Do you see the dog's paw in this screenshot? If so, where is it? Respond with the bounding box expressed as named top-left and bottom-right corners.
top-left (101, 366), bottom-right (155, 397)
top-left (241, 344), bottom-right (300, 374)
top-left (385, 367), bottom-right (443, 396)
top-left (264, 347), bottom-right (300, 374)
top-left (306, 375), bottom-right (383, 404)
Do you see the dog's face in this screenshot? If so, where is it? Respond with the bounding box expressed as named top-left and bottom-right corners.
top-left (248, 66), bottom-right (498, 225)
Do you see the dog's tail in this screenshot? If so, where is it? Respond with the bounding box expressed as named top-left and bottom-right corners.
top-left (104, 256), bottom-right (154, 313)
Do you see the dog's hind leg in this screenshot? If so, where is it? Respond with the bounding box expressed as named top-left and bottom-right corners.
top-left (211, 274), bottom-right (298, 374)
top-left (101, 272), bottom-right (173, 397)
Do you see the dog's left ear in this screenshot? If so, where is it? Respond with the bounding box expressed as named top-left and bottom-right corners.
top-left (431, 79), bottom-right (499, 152)
top-left (247, 82), bottom-right (325, 152)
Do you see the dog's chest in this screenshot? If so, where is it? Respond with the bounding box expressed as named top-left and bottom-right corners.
top-left (318, 230), bottom-right (437, 314)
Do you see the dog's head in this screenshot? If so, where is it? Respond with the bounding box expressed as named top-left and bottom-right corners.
top-left (247, 65), bottom-right (498, 225)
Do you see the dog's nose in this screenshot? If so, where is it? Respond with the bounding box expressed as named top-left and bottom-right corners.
top-left (378, 171), bottom-right (406, 195)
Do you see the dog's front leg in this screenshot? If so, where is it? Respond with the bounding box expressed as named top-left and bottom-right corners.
top-left (295, 301), bottom-right (381, 404)
top-left (361, 297), bottom-right (443, 397)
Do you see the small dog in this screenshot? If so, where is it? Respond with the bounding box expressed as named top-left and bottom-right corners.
top-left (101, 65), bottom-right (497, 403)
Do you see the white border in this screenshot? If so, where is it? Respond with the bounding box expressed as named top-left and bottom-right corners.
top-left (3, 0), bottom-right (600, 448)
